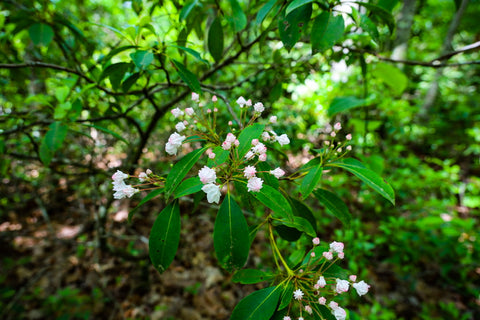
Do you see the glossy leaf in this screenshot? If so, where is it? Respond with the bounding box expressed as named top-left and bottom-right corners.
top-left (130, 50), bottom-right (154, 69)
top-left (128, 188), bottom-right (165, 223)
top-left (311, 11), bottom-right (344, 53)
top-left (257, 161), bottom-right (279, 190)
top-left (29, 23), bottom-right (54, 46)
top-left (45, 122), bottom-right (68, 152)
top-left (278, 3), bottom-right (312, 51)
top-left (313, 189), bottom-right (351, 226)
top-left (276, 216), bottom-right (316, 237)
top-left (214, 193), bottom-right (250, 272)
top-left (99, 62), bottom-right (132, 90)
top-left (232, 269), bottom-right (275, 284)
top-left (256, 0), bottom-right (278, 25)
top-left (179, 0), bottom-right (199, 21)
top-left (121, 72), bottom-right (140, 92)
top-left (231, 286), bottom-right (282, 320)
top-left (328, 96), bottom-right (367, 117)
top-left (328, 158), bottom-right (395, 205)
top-left (286, 0), bottom-right (314, 16)
top-left (251, 184), bottom-right (293, 221)
top-left (165, 147), bottom-right (207, 198)
top-left (208, 17), bottom-right (224, 63)
top-left (149, 201), bottom-right (181, 273)
top-left (171, 59), bottom-right (201, 93)
top-left (228, 0), bottom-right (247, 32)
top-left (236, 123), bottom-right (265, 158)
top-left (174, 176), bottom-right (203, 199)
top-left (299, 164), bottom-right (322, 199)
top-left (278, 282), bottom-right (294, 310)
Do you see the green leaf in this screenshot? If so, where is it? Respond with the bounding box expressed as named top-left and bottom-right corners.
top-left (171, 59), bottom-right (201, 93)
top-left (170, 45), bottom-right (209, 65)
top-left (328, 96), bottom-right (367, 117)
top-left (28, 23), bottom-right (54, 46)
top-left (207, 146), bottom-right (229, 167)
top-left (149, 201), bottom-right (181, 273)
top-left (237, 123), bottom-right (265, 158)
top-left (128, 188), bottom-right (165, 223)
top-left (179, 0), bottom-right (199, 21)
top-left (328, 158), bottom-right (395, 205)
top-left (39, 139), bottom-right (53, 166)
top-left (278, 4), bottom-right (312, 51)
top-left (275, 216), bottom-right (316, 237)
top-left (231, 286), bottom-right (282, 320)
top-left (311, 11), bottom-right (344, 54)
top-left (54, 101), bottom-right (72, 120)
top-left (174, 177), bottom-right (203, 199)
top-left (130, 50), bottom-right (154, 69)
top-left (372, 63), bottom-right (408, 95)
top-left (355, 1), bottom-right (395, 33)
top-left (299, 164), bottom-right (322, 200)
top-left (100, 62), bottom-right (132, 90)
top-left (251, 184), bottom-right (293, 221)
top-left (360, 14), bottom-right (380, 43)
top-left (165, 147), bottom-right (207, 198)
top-left (256, 0), bottom-right (278, 25)
top-left (81, 123), bottom-right (128, 144)
top-left (257, 161), bottom-right (279, 190)
top-left (278, 282), bottom-right (294, 310)
top-left (232, 269), bottom-right (275, 284)
top-left (313, 189), bottom-right (351, 226)
top-left (55, 86), bottom-right (69, 103)
top-left (208, 17), bottom-right (224, 63)
top-left (286, 0), bottom-right (314, 16)
top-left (214, 193), bottom-right (250, 272)
top-left (228, 0), bottom-right (247, 32)
top-left (121, 72), bottom-right (140, 92)
top-left (45, 122), bottom-right (68, 152)
top-left (101, 45), bottom-right (138, 64)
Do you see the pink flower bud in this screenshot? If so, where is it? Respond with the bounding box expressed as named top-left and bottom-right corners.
top-left (212, 95), bottom-right (217, 102)
top-left (312, 237), bottom-right (320, 245)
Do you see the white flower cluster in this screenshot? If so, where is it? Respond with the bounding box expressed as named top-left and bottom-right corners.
top-left (111, 170), bottom-right (139, 199)
top-left (198, 166), bottom-right (221, 204)
top-left (284, 239), bottom-right (371, 320)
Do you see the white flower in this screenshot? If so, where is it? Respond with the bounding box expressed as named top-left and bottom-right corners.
top-left (328, 301), bottom-right (339, 310)
top-left (251, 139), bottom-right (259, 146)
top-left (246, 99), bottom-right (252, 107)
top-left (202, 183), bottom-right (221, 204)
top-left (222, 141), bottom-right (232, 150)
top-left (346, 133), bottom-right (352, 140)
top-left (330, 241), bottom-right (344, 254)
top-left (349, 275), bottom-right (357, 282)
top-left (236, 96), bottom-right (247, 108)
top-left (171, 107), bottom-right (184, 118)
top-left (277, 134), bottom-right (290, 146)
top-left (352, 280), bottom-right (370, 296)
top-left (346, 145), bottom-right (352, 151)
top-left (138, 172), bottom-right (148, 182)
top-left (146, 169), bottom-right (152, 175)
top-left (318, 297), bottom-right (326, 305)
top-left (185, 107), bottom-right (194, 116)
top-left (261, 132), bottom-right (270, 141)
top-left (317, 276), bottom-right (326, 288)
top-left (305, 305), bottom-right (312, 314)
top-left (253, 102), bottom-right (264, 113)
top-left (168, 132), bottom-right (186, 146)
top-left (269, 115), bottom-right (277, 123)
top-left (191, 92), bottom-right (199, 102)
top-left (258, 153), bottom-right (267, 161)
top-left (112, 170), bottom-right (129, 182)
top-left (253, 143), bottom-right (267, 155)
top-left (334, 122), bottom-right (342, 131)
top-left (247, 177), bottom-right (263, 192)
top-left (212, 95), bottom-right (217, 102)
top-left (245, 151), bottom-right (255, 160)
top-left (225, 133), bottom-right (237, 143)
top-left (198, 166), bottom-right (217, 184)
top-left (165, 142), bottom-right (179, 155)
top-left (312, 237), bottom-right (320, 245)
top-left (323, 251), bottom-right (333, 260)
top-left (270, 168), bottom-right (285, 178)
top-left (244, 165), bottom-right (256, 179)
top-left (175, 122), bottom-right (186, 132)
top-left (335, 279), bottom-right (350, 293)
top-left (332, 307), bottom-right (346, 320)
top-left (283, 317), bottom-right (291, 320)
top-left (113, 184), bottom-right (139, 199)
top-left (293, 289), bottom-right (304, 300)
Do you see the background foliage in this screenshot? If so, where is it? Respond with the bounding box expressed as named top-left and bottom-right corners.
top-left (1, 0), bottom-right (479, 319)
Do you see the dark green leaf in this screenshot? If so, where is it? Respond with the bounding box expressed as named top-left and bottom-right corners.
top-left (256, 0), bottom-right (278, 25)
top-left (299, 164), bottom-right (322, 199)
top-left (275, 216), bottom-right (316, 237)
top-left (228, 0), bottom-right (247, 32)
top-left (171, 59), bottom-right (201, 93)
top-left (165, 147), bottom-right (207, 198)
top-left (214, 193), bottom-right (250, 272)
top-left (360, 14), bottom-right (380, 43)
top-left (28, 23), bottom-right (54, 46)
top-left (208, 17), bottom-right (224, 63)
top-left (232, 269), bottom-right (275, 284)
top-left (130, 50), bottom-right (154, 69)
top-left (179, 0), bottom-right (199, 21)
top-left (170, 45), bottom-right (209, 65)
top-left (355, 2), bottom-right (395, 33)
top-left (311, 11), bottom-right (344, 54)
top-left (99, 62), bottom-right (132, 90)
top-left (328, 158), bottom-right (395, 204)
top-left (278, 4), bottom-right (312, 51)
top-left (328, 96), bottom-right (367, 117)
top-left (45, 122), bottom-right (68, 152)
top-left (121, 72), bottom-right (140, 92)
top-left (149, 201), bottom-right (181, 273)
top-left (128, 188), bottom-right (165, 223)
top-left (257, 161), bottom-right (279, 190)
top-left (251, 184), bottom-right (293, 221)
top-left (278, 282), bottom-right (294, 310)
top-left (231, 286), bottom-right (282, 320)
top-left (313, 189), bottom-right (351, 226)
top-left (237, 123), bottom-right (265, 158)
top-left (286, 0), bottom-right (314, 16)
top-left (174, 177), bottom-right (203, 199)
